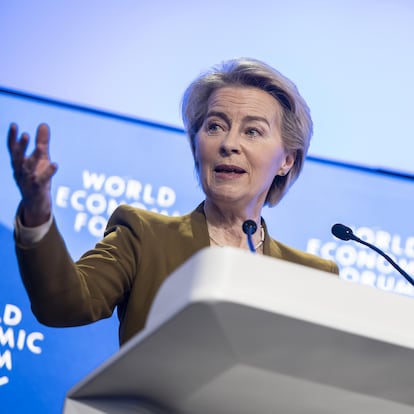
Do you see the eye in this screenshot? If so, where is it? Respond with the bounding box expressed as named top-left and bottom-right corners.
top-left (245, 127), bottom-right (262, 138)
top-left (206, 121), bottom-right (224, 135)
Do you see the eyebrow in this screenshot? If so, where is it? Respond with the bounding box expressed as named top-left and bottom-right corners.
top-left (243, 115), bottom-right (271, 127)
top-left (205, 111), bottom-right (271, 128)
top-left (205, 111), bottom-right (231, 126)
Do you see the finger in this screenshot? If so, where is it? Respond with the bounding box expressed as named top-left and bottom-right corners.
top-left (30, 124), bottom-right (53, 174)
top-left (39, 162), bottom-right (59, 185)
top-left (7, 123), bottom-right (18, 154)
top-left (34, 123), bottom-right (51, 156)
top-left (8, 127), bottom-right (30, 169)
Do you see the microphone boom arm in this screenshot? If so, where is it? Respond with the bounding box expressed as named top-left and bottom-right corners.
top-left (332, 223), bottom-right (414, 287)
top-left (354, 236), bottom-right (414, 287)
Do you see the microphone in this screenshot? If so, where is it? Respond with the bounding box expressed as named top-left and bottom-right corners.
top-left (331, 223), bottom-right (414, 287)
top-left (242, 220), bottom-right (258, 253)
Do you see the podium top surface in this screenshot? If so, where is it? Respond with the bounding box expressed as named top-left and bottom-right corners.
top-left (144, 246), bottom-right (414, 349)
top-left (65, 247), bottom-right (414, 414)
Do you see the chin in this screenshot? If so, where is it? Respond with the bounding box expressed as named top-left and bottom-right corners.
top-left (208, 192), bottom-right (247, 205)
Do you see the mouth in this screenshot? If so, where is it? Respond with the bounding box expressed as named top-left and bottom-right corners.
top-left (214, 164), bottom-right (246, 176)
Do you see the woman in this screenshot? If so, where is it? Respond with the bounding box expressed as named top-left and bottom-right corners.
top-left (8, 58), bottom-right (338, 346)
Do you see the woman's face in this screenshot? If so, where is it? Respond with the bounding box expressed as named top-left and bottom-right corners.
top-left (195, 86), bottom-right (294, 212)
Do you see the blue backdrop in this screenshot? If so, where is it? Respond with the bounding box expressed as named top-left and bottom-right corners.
top-left (1, 89), bottom-right (414, 413)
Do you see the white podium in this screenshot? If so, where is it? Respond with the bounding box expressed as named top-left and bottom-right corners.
top-left (63, 247), bottom-right (414, 414)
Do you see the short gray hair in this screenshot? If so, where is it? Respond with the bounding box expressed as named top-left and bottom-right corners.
top-left (181, 57), bottom-right (313, 206)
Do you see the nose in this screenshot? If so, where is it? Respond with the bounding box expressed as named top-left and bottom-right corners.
top-left (219, 130), bottom-right (241, 155)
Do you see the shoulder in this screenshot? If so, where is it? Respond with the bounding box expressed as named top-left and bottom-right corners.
top-left (104, 203), bottom-right (209, 260)
top-left (270, 238), bottom-right (339, 275)
top-left (106, 204), bottom-right (189, 231)
top-left (104, 204), bottom-right (199, 241)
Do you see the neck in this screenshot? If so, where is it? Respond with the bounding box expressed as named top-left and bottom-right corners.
top-left (203, 199), bottom-right (264, 251)
top-left (203, 199), bottom-right (261, 227)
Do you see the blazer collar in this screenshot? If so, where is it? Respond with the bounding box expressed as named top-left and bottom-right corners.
top-left (192, 201), bottom-right (280, 259)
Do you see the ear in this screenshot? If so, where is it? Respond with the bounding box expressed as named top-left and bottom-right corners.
top-left (277, 152), bottom-right (295, 176)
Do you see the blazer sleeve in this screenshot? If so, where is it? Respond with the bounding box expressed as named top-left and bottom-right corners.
top-left (14, 206), bottom-right (141, 327)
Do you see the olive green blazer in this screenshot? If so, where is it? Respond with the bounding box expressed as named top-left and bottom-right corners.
top-left (15, 202), bottom-right (338, 345)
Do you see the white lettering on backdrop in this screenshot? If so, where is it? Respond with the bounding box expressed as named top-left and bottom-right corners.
top-left (0, 304), bottom-right (44, 387)
top-left (56, 170), bottom-right (180, 237)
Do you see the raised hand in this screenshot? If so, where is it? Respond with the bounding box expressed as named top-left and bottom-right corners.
top-left (7, 123), bottom-right (58, 227)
